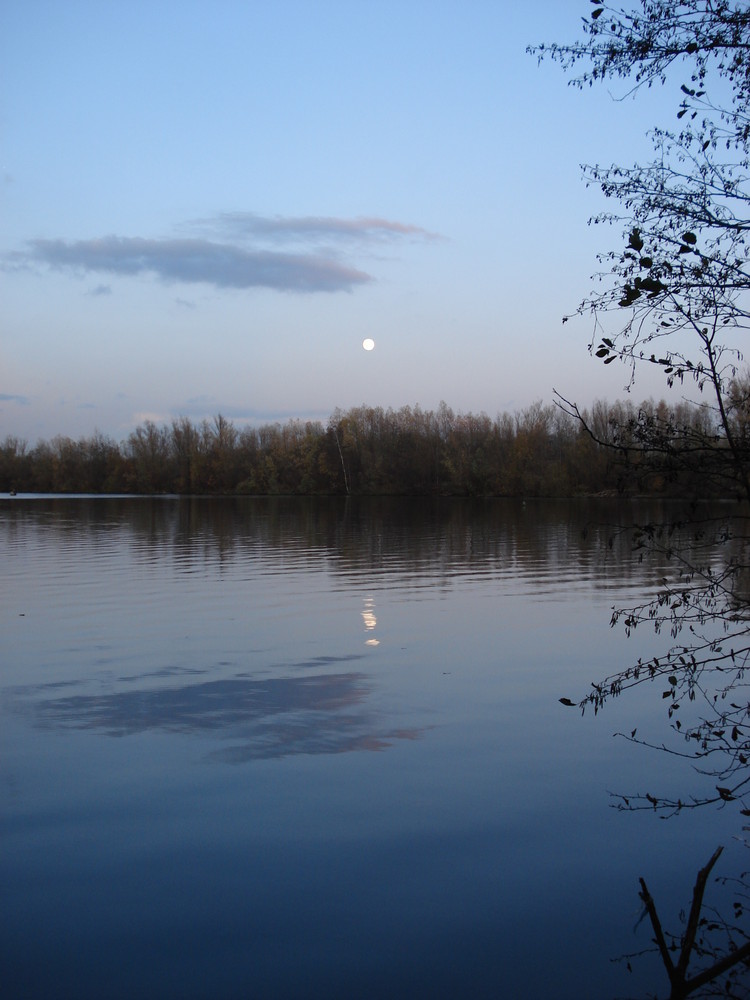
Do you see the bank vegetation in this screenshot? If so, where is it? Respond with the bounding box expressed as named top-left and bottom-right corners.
top-left (1, 394), bottom-right (747, 497)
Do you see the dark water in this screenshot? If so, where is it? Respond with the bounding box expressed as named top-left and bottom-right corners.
top-left (0, 496), bottom-right (743, 998)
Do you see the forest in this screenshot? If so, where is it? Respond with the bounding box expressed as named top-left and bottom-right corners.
top-left (1, 393), bottom-right (745, 497)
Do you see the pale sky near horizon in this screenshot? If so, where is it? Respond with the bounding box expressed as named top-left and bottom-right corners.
top-left (2, 0), bottom-right (690, 444)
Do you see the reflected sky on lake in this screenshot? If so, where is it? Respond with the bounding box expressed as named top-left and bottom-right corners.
top-left (2, 496), bottom-right (746, 1000)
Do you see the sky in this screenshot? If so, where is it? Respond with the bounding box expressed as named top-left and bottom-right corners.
top-left (1, 0), bottom-right (689, 444)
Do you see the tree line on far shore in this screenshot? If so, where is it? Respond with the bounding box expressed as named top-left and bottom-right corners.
top-left (0, 396), bottom-right (744, 498)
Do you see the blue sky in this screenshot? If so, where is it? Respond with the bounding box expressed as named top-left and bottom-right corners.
top-left (1, 0), bottom-right (684, 443)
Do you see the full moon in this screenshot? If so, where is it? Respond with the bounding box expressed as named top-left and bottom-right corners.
top-left (362, 338), bottom-right (375, 351)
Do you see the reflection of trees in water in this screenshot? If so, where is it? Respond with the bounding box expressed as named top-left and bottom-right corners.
top-left (2, 495), bottom-right (708, 594)
top-left (15, 665), bottom-right (425, 762)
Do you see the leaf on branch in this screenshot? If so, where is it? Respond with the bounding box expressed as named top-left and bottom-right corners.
top-left (559, 697), bottom-right (577, 707)
top-left (628, 229), bottom-right (644, 252)
top-left (619, 283), bottom-right (642, 306)
top-left (638, 277), bottom-right (666, 296)
top-left (716, 786), bottom-right (735, 801)
top-left (591, 8), bottom-right (604, 19)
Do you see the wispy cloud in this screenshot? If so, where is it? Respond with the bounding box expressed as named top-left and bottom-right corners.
top-left (0, 393), bottom-right (30, 406)
top-left (6, 212), bottom-right (438, 295)
top-left (191, 212), bottom-right (441, 246)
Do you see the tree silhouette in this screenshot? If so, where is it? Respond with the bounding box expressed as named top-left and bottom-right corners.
top-left (534, 3), bottom-right (750, 994)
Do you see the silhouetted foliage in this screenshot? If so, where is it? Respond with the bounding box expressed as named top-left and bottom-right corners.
top-left (537, 0), bottom-right (750, 812)
top-left (628, 845), bottom-right (750, 999)
top-left (535, 2), bottom-right (750, 994)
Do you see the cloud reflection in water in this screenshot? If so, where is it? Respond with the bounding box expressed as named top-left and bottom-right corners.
top-left (15, 662), bottom-right (425, 762)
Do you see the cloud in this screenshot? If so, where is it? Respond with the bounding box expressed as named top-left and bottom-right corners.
top-left (193, 212), bottom-right (442, 246)
top-left (0, 393), bottom-right (30, 406)
top-left (26, 235), bottom-right (372, 293)
top-left (6, 212), bottom-right (439, 295)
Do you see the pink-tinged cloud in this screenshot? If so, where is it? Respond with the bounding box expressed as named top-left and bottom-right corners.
top-left (201, 212), bottom-right (442, 244)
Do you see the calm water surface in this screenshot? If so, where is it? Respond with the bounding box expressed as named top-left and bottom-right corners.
top-left (0, 496), bottom-right (742, 998)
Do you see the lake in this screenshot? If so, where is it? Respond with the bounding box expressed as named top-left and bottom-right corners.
top-left (1, 496), bottom-right (744, 999)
